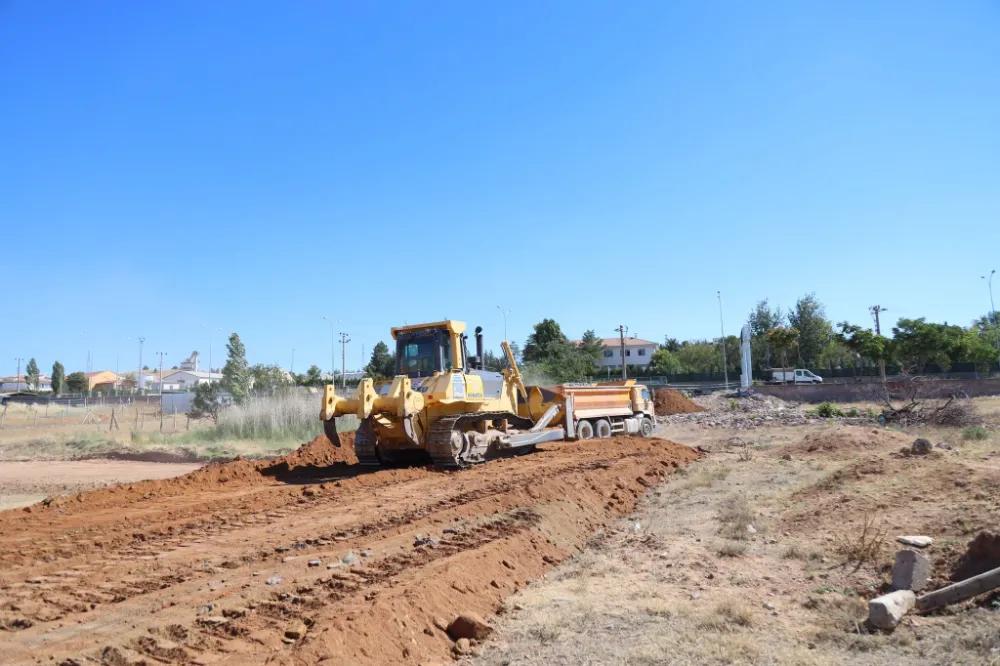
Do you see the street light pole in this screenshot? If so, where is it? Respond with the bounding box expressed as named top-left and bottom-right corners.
top-left (984, 270), bottom-right (1000, 373)
top-left (137, 337), bottom-right (145, 394)
top-left (201, 325), bottom-right (223, 382)
top-left (157, 352), bottom-right (167, 396)
top-left (323, 316), bottom-right (340, 380)
top-left (339, 332), bottom-right (351, 390)
top-left (718, 291), bottom-right (729, 390)
top-left (496, 306), bottom-right (511, 341)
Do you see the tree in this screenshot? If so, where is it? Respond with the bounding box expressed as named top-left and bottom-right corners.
top-left (662, 337), bottom-right (681, 353)
top-left (189, 381), bottom-right (222, 423)
top-left (835, 322), bottom-right (891, 372)
top-left (522, 319), bottom-right (569, 364)
top-left (578, 330), bottom-right (603, 369)
top-left (892, 318), bottom-right (966, 373)
top-left (962, 331), bottom-right (998, 374)
top-left (51, 361), bottom-right (65, 396)
top-left (365, 342), bottom-right (396, 379)
top-left (521, 320), bottom-right (595, 383)
top-left (748, 300), bottom-right (784, 369)
top-left (66, 371), bottom-right (88, 393)
top-left (295, 364), bottom-right (325, 387)
top-left (767, 327), bottom-right (800, 369)
top-left (142, 365), bottom-right (149, 371)
top-left (222, 333), bottom-right (251, 404)
top-left (649, 348), bottom-right (684, 375)
top-left (25, 358), bottom-right (40, 390)
top-left (787, 294), bottom-right (832, 366)
top-left (675, 340), bottom-right (721, 374)
top-left (249, 364), bottom-right (292, 394)
top-left (483, 342), bottom-right (520, 372)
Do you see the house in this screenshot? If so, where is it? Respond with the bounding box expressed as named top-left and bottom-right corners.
top-left (0, 374), bottom-right (52, 391)
top-left (581, 337), bottom-right (659, 370)
top-left (161, 369), bottom-right (222, 391)
top-left (84, 370), bottom-right (119, 391)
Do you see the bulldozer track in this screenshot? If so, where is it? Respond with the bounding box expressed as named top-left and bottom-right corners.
top-left (426, 412), bottom-right (534, 468)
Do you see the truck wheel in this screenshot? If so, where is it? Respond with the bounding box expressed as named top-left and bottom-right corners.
top-left (577, 420), bottom-right (594, 440)
top-left (595, 419), bottom-right (612, 439)
top-left (639, 417), bottom-right (654, 438)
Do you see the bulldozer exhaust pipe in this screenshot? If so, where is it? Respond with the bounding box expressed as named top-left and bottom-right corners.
top-left (475, 326), bottom-right (484, 370)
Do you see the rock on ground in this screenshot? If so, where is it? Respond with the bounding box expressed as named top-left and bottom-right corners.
top-left (869, 590), bottom-right (916, 629)
top-left (892, 550), bottom-right (931, 591)
top-left (447, 613), bottom-right (493, 640)
top-left (897, 535), bottom-right (933, 548)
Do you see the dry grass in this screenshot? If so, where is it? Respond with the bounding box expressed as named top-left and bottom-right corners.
top-left (696, 600), bottom-right (756, 631)
top-left (718, 540), bottom-right (748, 557)
top-left (833, 510), bottom-right (888, 567)
top-left (718, 493), bottom-right (757, 540)
top-left (476, 411), bottom-right (1000, 666)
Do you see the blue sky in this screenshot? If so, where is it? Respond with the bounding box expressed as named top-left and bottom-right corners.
top-left (2, 1), bottom-right (998, 376)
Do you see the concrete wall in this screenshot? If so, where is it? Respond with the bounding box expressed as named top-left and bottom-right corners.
top-left (754, 378), bottom-right (1000, 403)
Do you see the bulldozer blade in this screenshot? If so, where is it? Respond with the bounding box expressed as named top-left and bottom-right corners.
top-left (323, 418), bottom-right (341, 448)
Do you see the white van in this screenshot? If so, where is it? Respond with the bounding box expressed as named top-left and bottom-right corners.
top-left (769, 369), bottom-right (823, 384)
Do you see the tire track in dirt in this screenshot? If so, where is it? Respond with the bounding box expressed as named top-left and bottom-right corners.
top-left (0, 435), bottom-right (697, 666)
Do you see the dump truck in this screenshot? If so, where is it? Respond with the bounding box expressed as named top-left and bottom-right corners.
top-left (320, 320), bottom-right (656, 468)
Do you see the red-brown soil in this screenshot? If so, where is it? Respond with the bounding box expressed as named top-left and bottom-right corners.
top-left (0, 434), bottom-right (697, 665)
top-left (654, 388), bottom-right (706, 415)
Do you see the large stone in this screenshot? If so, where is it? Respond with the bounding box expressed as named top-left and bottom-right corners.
top-left (446, 613), bottom-right (493, 640)
top-left (897, 535), bottom-right (933, 548)
top-left (868, 590), bottom-right (916, 629)
top-left (892, 550), bottom-right (931, 591)
top-left (911, 438), bottom-right (932, 455)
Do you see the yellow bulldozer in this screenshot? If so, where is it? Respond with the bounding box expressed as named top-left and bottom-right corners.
top-left (320, 320), bottom-right (656, 468)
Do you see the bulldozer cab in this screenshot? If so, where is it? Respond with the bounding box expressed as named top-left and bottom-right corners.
top-left (391, 320), bottom-right (469, 379)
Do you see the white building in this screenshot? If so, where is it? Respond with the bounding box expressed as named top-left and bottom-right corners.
top-left (162, 369), bottom-right (223, 391)
top-left (0, 375), bottom-right (53, 391)
top-left (582, 338), bottom-right (659, 370)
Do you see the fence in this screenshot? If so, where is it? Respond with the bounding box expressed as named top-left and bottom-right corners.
top-left (588, 362), bottom-right (1000, 387)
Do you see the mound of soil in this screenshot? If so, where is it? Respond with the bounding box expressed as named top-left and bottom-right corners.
top-left (785, 427), bottom-right (913, 459)
top-left (654, 389), bottom-right (706, 415)
top-left (265, 432), bottom-right (357, 471)
top-left (951, 531), bottom-right (1000, 582)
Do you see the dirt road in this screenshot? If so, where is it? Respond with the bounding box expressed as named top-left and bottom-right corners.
top-left (0, 434), bottom-right (697, 665)
top-left (0, 460), bottom-right (203, 510)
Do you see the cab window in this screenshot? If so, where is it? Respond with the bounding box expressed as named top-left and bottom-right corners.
top-left (641, 389), bottom-right (650, 401)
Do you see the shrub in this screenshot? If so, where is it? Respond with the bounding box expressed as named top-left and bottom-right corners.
top-left (816, 402), bottom-right (844, 418)
top-left (962, 426), bottom-right (989, 441)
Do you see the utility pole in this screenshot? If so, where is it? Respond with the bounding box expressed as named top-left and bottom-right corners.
top-left (339, 332), bottom-right (351, 390)
top-left (14, 357), bottom-right (23, 392)
top-left (718, 291), bottom-right (729, 390)
top-left (157, 352), bottom-right (167, 396)
top-left (870, 305), bottom-right (888, 382)
top-left (983, 271), bottom-right (1000, 374)
top-left (137, 337), bottom-right (145, 394)
top-left (615, 325), bottom-right (628, 380)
